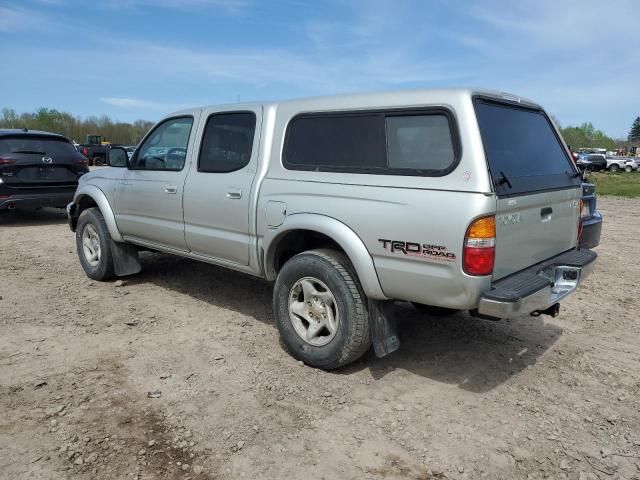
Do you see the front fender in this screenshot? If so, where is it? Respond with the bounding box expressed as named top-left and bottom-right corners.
top-left (72, 184), bottom-right (124, 242)
top-left (263, 213), bottom-right (388, 300)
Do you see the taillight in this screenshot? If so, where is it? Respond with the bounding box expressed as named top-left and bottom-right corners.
top-left (0, 158), bottom-right (16, 165)
top-left (82, 147), bottom-right (89, 156)
top-left (463, 216), bottom-right (496, 276)
top-left (579, 198), bottom-right (589, 218)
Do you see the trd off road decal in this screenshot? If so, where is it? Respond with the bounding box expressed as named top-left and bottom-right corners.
top-left (378, 239), bottom-right (456, 262)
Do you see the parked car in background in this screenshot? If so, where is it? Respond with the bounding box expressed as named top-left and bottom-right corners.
top-left (0, 129), bottom-right (89, 210)
top-left (577, 153), bottom-right (607, 171)
top-left (624, 158), bottom-right (640, 172)
top-left (579, 183), bottom-right (602, 249)
top-left (78, 135), bottom-right (117, 166)
top-left (605, 156), bottom-right (628, 172)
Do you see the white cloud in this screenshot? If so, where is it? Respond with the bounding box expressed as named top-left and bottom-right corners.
top-left (100, 97), bottom-right (191, 112)
top-left (104, 0), bottom-right (249, 13)
top-left (4, 0), bottom-right (639, 134)
top-left (0, 5), bottom-right (51, 32)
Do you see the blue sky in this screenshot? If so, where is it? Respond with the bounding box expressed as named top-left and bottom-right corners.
top-left (1, 0), bottom-right (638, 137)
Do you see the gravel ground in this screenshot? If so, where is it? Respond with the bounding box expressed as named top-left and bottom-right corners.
top-left (1, 197), bottom-right (639, 480)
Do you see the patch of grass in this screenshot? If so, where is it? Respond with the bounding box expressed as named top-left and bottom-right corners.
top-left (586, 171), bottom-right (640, 198)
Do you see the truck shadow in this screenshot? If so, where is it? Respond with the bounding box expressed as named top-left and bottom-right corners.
top-left (349, 303), bottom-right (562, 393)
top-left (0, 207), bottom-right (68, 227)
top-left (131, 252), bottom-right (561, 394)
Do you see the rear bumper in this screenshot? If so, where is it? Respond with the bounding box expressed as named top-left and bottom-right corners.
top-left (0, 191), bottom-right (75, 210)
top-left (579, 211), bottom-right (602, 249)
top-left (477, 249), bottom-right (597, 319)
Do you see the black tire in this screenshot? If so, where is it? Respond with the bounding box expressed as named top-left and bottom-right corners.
top-left (411, 302), bottom-right (459, 317)
top-left (76, 207), bottom-right (115, 281)
top-left (609, 164), bottom-right (620, 172)
top-left (273, 249), bottom-right (371, 370)
top-left (93, 157), bottom-right (103, 166)
top-left (625, 166), bottom-right (633, 173)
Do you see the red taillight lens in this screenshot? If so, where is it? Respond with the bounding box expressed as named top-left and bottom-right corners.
top-left (463, 216), bottom-right (496, 276)
top-left (0, 158), bottom-right (16, 165)
top-left (82, 147), bottom-right (89, 156)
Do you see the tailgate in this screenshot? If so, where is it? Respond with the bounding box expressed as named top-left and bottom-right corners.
top-left (494, 188), bottom-right (580, 279)
top-left (473, 96), bottom-right (583, 280)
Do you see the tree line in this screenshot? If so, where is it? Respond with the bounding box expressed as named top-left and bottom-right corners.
top-left (559, 117), bottom-right (640, 153)
top-left (0, 107), bottom-right (155, 146)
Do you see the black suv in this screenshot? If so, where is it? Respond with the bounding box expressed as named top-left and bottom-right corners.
top-left (0, 129), bottom-right (89, 210)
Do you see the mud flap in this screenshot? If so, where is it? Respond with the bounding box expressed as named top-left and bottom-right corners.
top-left (111, 241), bottom-right (141, 276)
top-left (368, 299), bottom-right (400, 358)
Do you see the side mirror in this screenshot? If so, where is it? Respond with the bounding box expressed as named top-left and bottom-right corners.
top-left (108, 147), bottom-right (129, 168)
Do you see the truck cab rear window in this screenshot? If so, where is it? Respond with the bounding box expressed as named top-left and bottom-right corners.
top-left (283, 110), bottom-right (458, 176)
top-left (474, 99), bottom-right (581, 195)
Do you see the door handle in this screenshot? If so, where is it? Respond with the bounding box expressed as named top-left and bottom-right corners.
top-left (165, 185), bottom-right (178, 194)
top-left (541, 206), bottom-right (553, 222)
top-left (226, 188), bottom-right (242, 199)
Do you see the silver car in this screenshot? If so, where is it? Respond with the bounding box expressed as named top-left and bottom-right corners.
top-left (67, 88), bottom-right (596, 369)
top-left (624, 158), bottom-right (640, 172)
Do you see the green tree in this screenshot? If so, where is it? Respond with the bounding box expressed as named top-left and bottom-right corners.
top-left (560, 122), bottom-right (616, 151)
top-left (629, 116), bottom-right (640, 143)
top-left (0, 107), bottom-right (154, 145)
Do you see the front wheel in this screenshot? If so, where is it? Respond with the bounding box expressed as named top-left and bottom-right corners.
top-left (609, 164), bottom-right (620, 172)
top-left (625, 166), bottom-right (633, 173)
top-left (76, 207), bottom-right (115, 280)
top-left (273, 249), bottom-right (371, 369)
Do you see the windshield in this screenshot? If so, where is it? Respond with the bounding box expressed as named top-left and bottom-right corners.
top-left (474, 98), bottom-right (581, 195)
top-left (0, 136), bottom-right (78, 156)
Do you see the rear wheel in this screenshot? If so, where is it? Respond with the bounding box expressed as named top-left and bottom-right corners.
top-left (273, 249), bottom-right (371, 369)
top-left (76, 207), bottom-right (115, 280)
top-left (92, 156), bottom-right (103, 166)
top-left (609, 164), bottom-right (620, 172)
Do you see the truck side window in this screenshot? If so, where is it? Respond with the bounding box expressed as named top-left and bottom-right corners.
top-left (133, 116), bottom-right (193, 171)
top-left (386, 115), bottom-right (455, 171)
top-left (198, 112), bottom-right (256, 173)
top-left (283, 109), bottom-right (459, 176)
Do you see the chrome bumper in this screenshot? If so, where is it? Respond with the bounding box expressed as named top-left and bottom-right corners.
top-left (477, 250), bottom-right (596, 319)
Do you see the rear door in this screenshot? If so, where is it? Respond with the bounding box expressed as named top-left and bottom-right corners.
top-left (182, 107), bottom-right (262, 265)
top-left (474, 98), bottom-right (583, 280)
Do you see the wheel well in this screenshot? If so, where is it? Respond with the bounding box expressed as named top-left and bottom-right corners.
top-left (77, 195), bottom-right (98, 214)
top-left (70, 195), bottom-right (98, 230)
top-left (273, 230), bottom-right (343, 274)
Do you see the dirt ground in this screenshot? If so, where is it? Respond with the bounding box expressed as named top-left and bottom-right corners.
top-left (1, 197), bottom-right (639, 480)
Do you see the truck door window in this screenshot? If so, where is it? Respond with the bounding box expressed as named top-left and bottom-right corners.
top-left (132, 116), bottom-right (193, 171)
top-left (198, 112), bottom-right (256, 173)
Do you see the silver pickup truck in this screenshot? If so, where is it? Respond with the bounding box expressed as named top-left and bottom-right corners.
top-left (67, 88), bottom-right (596, 369)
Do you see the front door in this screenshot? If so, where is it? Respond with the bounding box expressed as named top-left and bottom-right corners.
top-left (183, 107), bottom-right (262, 265)
top-left (114, 114), bottom-right (199, 250)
